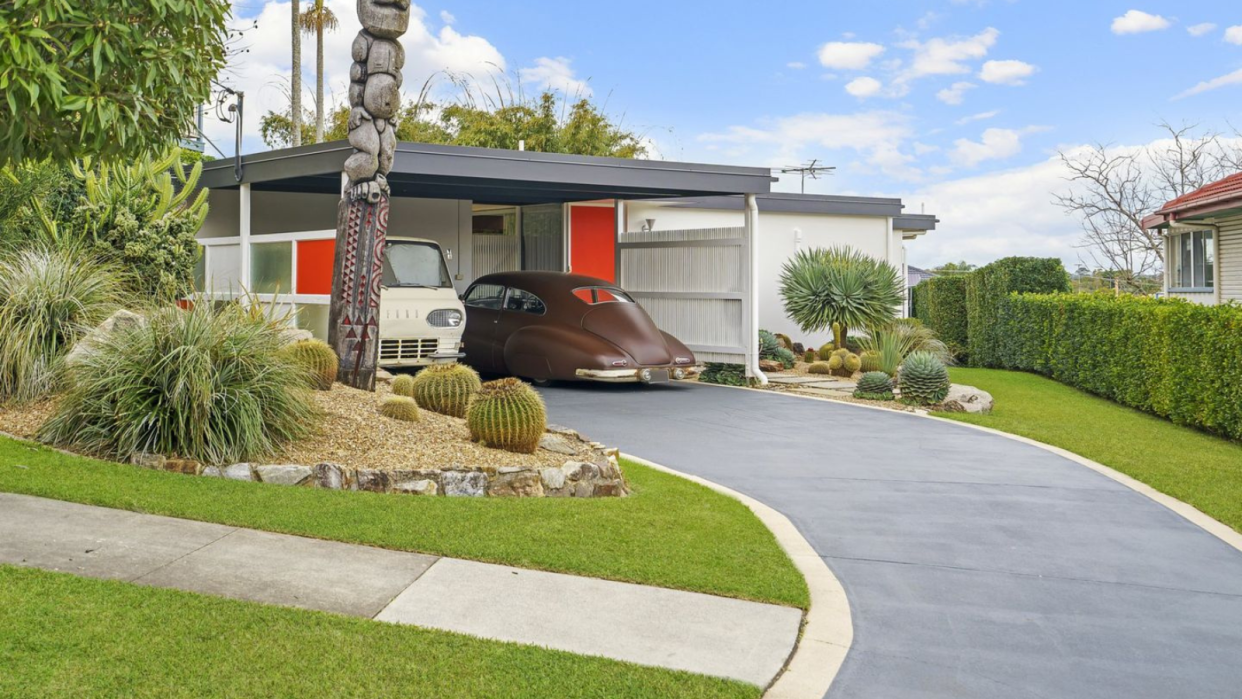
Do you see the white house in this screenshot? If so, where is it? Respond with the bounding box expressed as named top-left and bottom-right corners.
top-left (1145, 172), bottom-right (1242, 305)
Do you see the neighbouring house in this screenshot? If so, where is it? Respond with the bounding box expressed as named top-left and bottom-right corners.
top-left (195, 142), bottom-right (936, 377)
top-left (906, 265), bottom-right (936, 316)
top-left (1144, 172), bottom-right (1242, 305)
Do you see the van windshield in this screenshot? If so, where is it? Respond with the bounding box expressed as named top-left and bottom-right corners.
top-left (382, 242), bottom-right (452, 288)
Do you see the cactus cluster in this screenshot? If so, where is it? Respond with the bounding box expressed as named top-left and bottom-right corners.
top-left (807, 361), bottom-right (833, 375)
top-left (466, 377), bottom-right (547, 454)
top-left (859, 350), bottom-right (882, 374)
top-left (827, 348), bottom-right (861, 377)
top-left (411, 363), bottom-right (482, 417)
top-left (899, 351), bottom-right (950, 405)
top-left (379, 395), bottom-right (421, 422)
top-left (391, 373), bottom-right (416, 397)
top-left (817, 343), bottom-right (835, 361)
top-left (853, 371), bottom-right (894, 401)
top-left (284, 339), bottom-right (338, 390)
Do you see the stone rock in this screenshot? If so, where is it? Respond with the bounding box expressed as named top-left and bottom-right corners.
top-left (66, 309), bottom-right (145, 366)
top-left (540, 467), bottom-right (566, 491)
top-left (489, 470), bottom-right (544, 497)
top-left (594, 458), bottom-right (617, 480)
top-left (539, 434), bottom-right (577, 456)
top-left (355, 469), bottom-right (390, 493)
top-left (314, 462), bottom-right (346, 490)
top-left (546, 424), bottom-right (580, 439)
top-left (497, 466), bottom-right (529, 475)
top-left (375, 368), bottom-right (394, 383)
top-left (572, 481), bottom-right (596, 498)
top-left (441, 470), bottom-right (488, 497)
top-left (366, 38), bottom-right (405, 75)
top-left (163, 458), bottom-right (201, 476)
top-left (349, 122), bottom-right (380, 155)
top-left (223, 463), bottom-right (253, 481)
top-left (562, 461), bottom-right (599, 482)
top-left (594, 482), bottom-right (626, 498)
top-left (394, 479), bottom-right (438, 496)
top-left (940, 384), bottom-right (994, 414)
top-left (254, 464), bottom-right (313, 486)
top-left (130, 452), bottom-right (166, 470)
top-left (202, 466), bottom-right (223, 478)
top-left (363, 73), bottom-right (400, 119)
top-left (759, 359), bottom-right (785, 373)
top-left (278, 327), bottom-right (313, 346)
top-left (358, 0), bottom-right (410, 39)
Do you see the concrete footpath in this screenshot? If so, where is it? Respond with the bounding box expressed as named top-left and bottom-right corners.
top-left (0, 492), bottom-right (801, 687)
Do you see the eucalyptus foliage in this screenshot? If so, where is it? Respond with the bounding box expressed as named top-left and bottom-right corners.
top-left (0, 0), bottom-right (229, 163)
top-left (779, 246), bottom-right (904, 342)
top-left (41, 303), bottom-right (318, 465)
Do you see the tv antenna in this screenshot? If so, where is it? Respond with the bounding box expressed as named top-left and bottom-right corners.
top-left (775, 160), bottom-right (835, 193)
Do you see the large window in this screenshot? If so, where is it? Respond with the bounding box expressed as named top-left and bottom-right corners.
top-left (1169, 230), bottom-right (1214, 290)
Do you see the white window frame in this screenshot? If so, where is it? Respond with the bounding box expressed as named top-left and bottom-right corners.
top-left (1168, 230), bottom-right (1214, 292)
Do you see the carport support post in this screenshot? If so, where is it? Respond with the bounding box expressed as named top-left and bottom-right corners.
top-left (744, 194), bottom-right (768, 385)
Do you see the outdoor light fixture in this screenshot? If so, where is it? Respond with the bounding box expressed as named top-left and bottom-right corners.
top-left (642, 218), bottom-right (657, 232)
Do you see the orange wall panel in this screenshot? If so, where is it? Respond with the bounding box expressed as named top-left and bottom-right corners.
top-left (296, 239), bottom-right (336, 295)
top-left (570, 205), bottom-right (616, 283)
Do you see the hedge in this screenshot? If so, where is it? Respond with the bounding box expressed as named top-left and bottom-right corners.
top-left (967, 257), bottom-right (1070, 367)
top-left (992, 292), bottom-right (1242, 442)
top-left (912, 276), bottom-right (968, 361)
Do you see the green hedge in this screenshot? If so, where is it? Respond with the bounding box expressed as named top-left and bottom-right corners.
top-left (993, 292), bottom-right (1242, 441)
top-left (967, 257), bottom-right (1070, 366)
top-left (912, 276), bottom-right (968, 361)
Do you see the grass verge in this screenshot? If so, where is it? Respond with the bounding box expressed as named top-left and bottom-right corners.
top-left (0, 565), bottom-right (758, 699)
top-left (941, 368), bottom-right (1242, 533)
top-left (0, 435), bottom-right (808, 608)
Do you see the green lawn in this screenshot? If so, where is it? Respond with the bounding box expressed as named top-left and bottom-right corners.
top-left (0, 565), bottom-right (758, 699)
top-left (941, 368), bottom-right (1242, 533)
top-left (0, 436), bottom-right (808, 608)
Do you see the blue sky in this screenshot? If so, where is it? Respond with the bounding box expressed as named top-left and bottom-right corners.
top-left (212, 1), bottom-right (1242, 267)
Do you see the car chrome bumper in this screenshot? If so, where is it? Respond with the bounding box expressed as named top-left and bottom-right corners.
top-left (575, 366), bottom-right (697, 383)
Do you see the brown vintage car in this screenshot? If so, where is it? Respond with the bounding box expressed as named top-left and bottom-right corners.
top-left (460, 271), bottom-right (697, 384)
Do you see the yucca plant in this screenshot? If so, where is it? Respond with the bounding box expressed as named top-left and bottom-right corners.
top-left (40, 303), bottom-right (318, 465)
top-left (0, 245), bottom-right (124, 402)
top-left (780, 246), bottom-right (903, 348)
top-left (466, 377), bottom-right (547, 454)
top-left (411, 363), bottom-right (482, 417)
top-left (899, 351), bottom-right (951, 405)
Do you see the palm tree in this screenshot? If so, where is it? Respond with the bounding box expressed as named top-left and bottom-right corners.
top-left (299, 0), bottom-right (339, 143)
top-left (290, 0), bottom-right (302, 147)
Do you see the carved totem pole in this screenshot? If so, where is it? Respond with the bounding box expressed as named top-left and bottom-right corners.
top-left (328, 0), bottom-right (409, 390)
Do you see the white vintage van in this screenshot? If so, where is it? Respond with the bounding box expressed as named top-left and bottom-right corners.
top-left (376, 236), bottom-right (466, 368)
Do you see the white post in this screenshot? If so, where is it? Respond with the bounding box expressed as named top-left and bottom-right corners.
top-left (744, 194), bottom-right (768, 385)
top-left (613, 199), bottom-right (625, 284)
top-left (239, 183), bottom-right (252, 291)
top-left (563, 203), bottom-right (572, 272)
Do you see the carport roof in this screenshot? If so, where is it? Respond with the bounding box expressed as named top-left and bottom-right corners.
top-left (199, 141), bottom-right (774, 205)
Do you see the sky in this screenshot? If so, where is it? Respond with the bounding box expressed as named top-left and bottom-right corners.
top-left (208, 0), bottom-right (1242, 269)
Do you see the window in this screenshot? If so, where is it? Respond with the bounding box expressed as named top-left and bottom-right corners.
top-left (382, 242), bottom-right (453, 289)
top-left (251, 241), bottom-right (293, 293)
top-left (1169, 230), bottom-right (1214, 290)
top-left (572, 286), bottom-right (635, 305)
top-left (504, 288), bottom-right (546, 315)
top-left (464, 283), bottom-right (506, 309)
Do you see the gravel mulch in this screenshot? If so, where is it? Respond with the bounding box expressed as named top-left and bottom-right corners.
top-left (0, 398), bottom-right (58, 440)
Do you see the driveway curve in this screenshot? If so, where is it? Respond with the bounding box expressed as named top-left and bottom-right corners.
top-left (538, 382), bottom-right (1242, 699)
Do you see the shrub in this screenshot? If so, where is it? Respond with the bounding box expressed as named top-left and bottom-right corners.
top-left (379, 395), bottom-right (420, 422)
top-left (779, 246), bottom-right (904, 348)
top-left (966, 257), bottom-right (1069, 366)
top-left (854, 371), bottom-right (894, 400)
top-left (899, 351), bottom-right (950, 405)
top-left (0, 245), bottom-right (123, 402)
top-left (807, 361), bottom-right (833, 375)
top-left (411, 363), bottom-right (482, 418)
top-left (912, 276), bottom-right (968, 361)
top-left (466, 377), bottom-right (547, 454)
top-left (758, 329), bottom-right (782, 360)
top-left (40, 303), bottom-right (318, 464)
top-left (803, 349), bottom-right (817, 364)
top-left (989, 293), bottom-right (1242, 441)
top-left (391, 374), bottom-right (415, 397)
top-left (283, 339), bottom-right (338, 390)
top-left (699, 362), bottom-right (748, 386)
top-left (773, 347), bottom-right (797, 369)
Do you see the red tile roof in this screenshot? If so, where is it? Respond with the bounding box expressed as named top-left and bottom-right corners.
top-left (1156, 171), bottom-right (1242, 216)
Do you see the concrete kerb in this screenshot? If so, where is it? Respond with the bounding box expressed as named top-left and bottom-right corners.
top-left (622, 453), bottom-right (853, 699)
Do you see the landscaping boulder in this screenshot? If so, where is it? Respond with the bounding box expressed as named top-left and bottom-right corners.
top-left (222, 463), bottom-right (253, 481)
top-left (489, 468), bottom-right (544, 497)
top-left (759, 359), bottom-right (785, 373)
top-left (313, 462), bottom-right (347, 490)
top-left (441, 470), bottom-right (487, 497)
top-left (254, 464), bottom-right (313, 486)
top-left (65, 309), bottom-right (144, 366)
top-left (393, 479), bottom-right (438, 496)
top-left (940, 384), bottom-right (994, 414)
top-left (539, 433), bottom-right (577, 456)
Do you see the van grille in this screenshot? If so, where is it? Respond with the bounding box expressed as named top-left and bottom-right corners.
top-left (380, 339), bottom-right (438, 361)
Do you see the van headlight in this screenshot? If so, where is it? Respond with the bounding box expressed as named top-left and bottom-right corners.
top-left (428, 309), bottom-right (463, 328)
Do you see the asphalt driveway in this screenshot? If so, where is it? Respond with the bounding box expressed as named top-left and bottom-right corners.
top-left (538, 381), bottom-right (1242, 699)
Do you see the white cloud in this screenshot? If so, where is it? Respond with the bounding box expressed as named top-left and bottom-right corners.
top-left (956, 109), bottom-right (1000, 125)
top-left (845, 77), bottom-right (883, 98)
top-left (897, 27), bottom-right (999, 83)
top-left (936, 81), bottom-right (976, 105)
top-left (518, 56), bottom-right (592, 96)
top-left (1111, 10), bottom-right (1171, 35)
top-left (787, 61), bottom-right (807, 69)
top-left (439, 9), bottom-right (455, 24)
top-left (1173, 68), bottom-right (1242, 99)
top-left (979, 59), bottom-right (1037, 85)
top-left (1187, 23), bottom-right (1217, 37)
top-left (950, 127), bottom-right (1024, 167)
top-left (1227, 26), bottom-right (1242, 45)
top-left (817, 41), bottom-right (886, 70)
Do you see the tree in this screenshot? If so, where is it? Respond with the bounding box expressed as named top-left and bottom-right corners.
top-left (779, 246), bottom-right (905, 347)
top-left (1055, 121), bottom-right (1241, 290)
top-left (0, 0), bottom-right (229, 164)
top-left (930, 261), bottom-right (976, 274)
top-left (290, 0), bottom-right (302, 148)
top-left (299, 0), bottom-right (338, 143)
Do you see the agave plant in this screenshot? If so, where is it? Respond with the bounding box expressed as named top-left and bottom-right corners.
top-left (779, 246), bottom-right (904, 347)
top-left (857, 318), bottom-right (952, 376)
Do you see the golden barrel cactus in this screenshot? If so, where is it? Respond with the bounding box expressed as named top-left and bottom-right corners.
top-left (379, 395), bottom-right (420, 422)
top-left (466, 377), bottom-right (547, 454)
top-left (411, 363), bottom-right (482, 418)
top-left (284, 339), bottom-right (338, 390)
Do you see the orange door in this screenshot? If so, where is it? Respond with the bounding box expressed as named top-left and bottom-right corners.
top-left (569, 205), bottom-right (616, 283)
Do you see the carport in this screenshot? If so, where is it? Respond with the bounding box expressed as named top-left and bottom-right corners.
top-left (196, 141), bottom-right (774, 377)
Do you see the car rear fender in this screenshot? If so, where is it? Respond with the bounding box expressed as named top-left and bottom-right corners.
top-left (504, 325), bottom-right (630, 381)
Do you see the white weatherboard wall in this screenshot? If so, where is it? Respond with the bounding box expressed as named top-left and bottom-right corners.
top-left (626, 202), bottom-right (902, 350)
top-left (1219, 216), bottom-right (1242, 303)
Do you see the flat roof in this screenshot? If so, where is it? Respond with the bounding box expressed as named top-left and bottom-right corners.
top-left (649, 192), bottom-right (938, 231)
top-left (200, 141), bottom-right (774, 205)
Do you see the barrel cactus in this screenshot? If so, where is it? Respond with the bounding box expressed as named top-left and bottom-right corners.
top-left (391, 373), bottom-right (415, 398)
top-left (817, 343), bottom-right (835, 360)
top-left (411, 363), bottom-right (482, 417)
top-left (899, 351), bottom-right (950, 405)
top-left (827, 349), bottom-right (860, 377)
top-left (803, 349), bottom-right (816, 364)
top-left (807, 361), bottom-right (833, 375)
top-left (859, 350), bottom-right (882, 373)
top-left (466, 377), bottom-right (547, 454)
top-left (854, 371), bottom-right (894, 400)
top-left (284, 339), bottom-right (338, 390)
top-left (379, 395), bottom-right (420, 422)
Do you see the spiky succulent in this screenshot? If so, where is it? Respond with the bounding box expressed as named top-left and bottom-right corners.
top-left (379, 395), bottom-right (421, 422)
top-left (411, 363), bottom-right (482, 417)
top-left (854, 371), bottom-right (894, 400)
top-left (773, 347), bottom-right (797, 369)
top-left (779, 246), bottom-right (903, 342)
top-left (283, 339), bottom-right (338, 390)
top-left (466, 377), bottom-right (547, 454)
top-left (899, 351), bottom-right (950, 405)
top-left (758, 329), bottom-right (781, 359)
top-left (391, 373), bottom-right (415, 398)
top-left (807, 361), bottom-right (833, 375)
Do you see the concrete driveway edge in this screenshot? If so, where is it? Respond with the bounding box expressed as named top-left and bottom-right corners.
top-left (622, 453), bottom-right (853, 699)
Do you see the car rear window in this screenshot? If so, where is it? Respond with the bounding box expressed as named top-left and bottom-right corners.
top-left (573, 287), bottom-right (635, 304)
